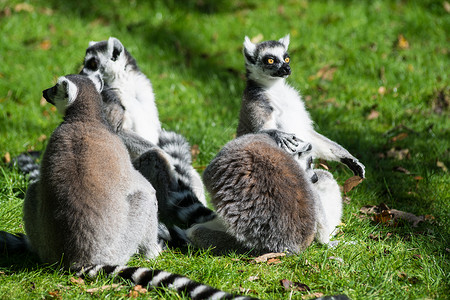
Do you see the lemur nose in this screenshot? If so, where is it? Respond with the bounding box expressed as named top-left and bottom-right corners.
top-left (311, 173), bottom-right (318, 183)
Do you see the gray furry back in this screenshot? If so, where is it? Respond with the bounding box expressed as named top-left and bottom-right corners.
top-left (203, 133), bottom-right (317, 254)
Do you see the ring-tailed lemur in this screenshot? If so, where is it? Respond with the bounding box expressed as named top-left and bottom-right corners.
top-left (1, 74), bottom-right (257, 300)
top-left (79, 37), bottom-right (213, 228)
top-left (237, 35), bottom-right (365, 178)
top-left (184, 133), bottom-right (342, 255)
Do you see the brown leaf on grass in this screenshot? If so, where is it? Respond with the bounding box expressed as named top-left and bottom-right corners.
top-left (248, 275), bottom-right (259, 281)
top-left (38, 134), bottom-right (47, 142)
top-left (127, 285), bottom-right (147, 298)
top-left (253, 252), bottom-right (285, 263)
top-left (396, 34), bottom-right (410, 50)
top-left (86, 284), bottom-right (121, 294)
top-left (3, 152), bottom-right (11, 164)
top-left (48, 290), bottom-right (62, 299)
top-left (386, 148), bottom-right (410, 160)
top-left (250, 34), bottom-right (264, 44)
top-left (445, 1), bottom-right (450, 13)
top-left (343, 176), bottom-right (363, 194)
top-left (390, 132), bottom-right (408, 142)
top-left (39, 39), bottom-right (51, 50)
top-left (312, 65), bottom-right (337, 81)
top-left (280, 279), bottom-right (310, 292)
top-left (69, 277), bottom-right (85, 285)
top-left (267, 258), bottom-right (282, 265)
top-left (367, 109), bottom-right (380, 120)
top-left (378, 86), bottom-right (387, 95)
top-left (0, 271), bottom-right (5, 275)
top-left (239, 286), bottom-right (258, 294)
top-left (437, 160), bottom-right (448, 172)
top-left (302, 293), bottom-right (324, 300)
top-left (14, 3), bottom-right (34, 12)
top-left (393, 166), bottom-right (410, 174)
top-left (191, 144), bottom-right (200, 162)
top-left (361, 203), bottom-right (425, 227)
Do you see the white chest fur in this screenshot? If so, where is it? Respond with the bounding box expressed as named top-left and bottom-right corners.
top-left (113, 72), bottom-right (161, 144)
top-left (265, 80), bottom-right (314, 141)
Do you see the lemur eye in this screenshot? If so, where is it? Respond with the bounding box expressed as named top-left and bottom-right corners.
top-left (86, 58), bottom-right (98, 71)
top-left (267, 58), bottom-right (274, 64)
top-left (285, 57), bottom-right (290, 63)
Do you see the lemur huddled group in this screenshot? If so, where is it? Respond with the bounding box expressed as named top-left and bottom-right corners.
top-left (1, 35), bottom-right (364, 300)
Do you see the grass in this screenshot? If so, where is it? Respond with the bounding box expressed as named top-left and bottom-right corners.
top-left (0, 0), bottom-right (449, 299)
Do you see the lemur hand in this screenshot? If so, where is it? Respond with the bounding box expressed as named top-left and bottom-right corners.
top-left (341, 157), bottom-right (366, 178)
top-left (262, 129), bottom-right (312, 155)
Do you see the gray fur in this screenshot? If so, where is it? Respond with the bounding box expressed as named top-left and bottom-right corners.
top-left (80, 38), bottom-right (211, 228)
top-left (202, 133), bottom-right (317, 254)
top-left (17, 74), bottom-right (251, 300)
top-left (23, 74), bottom-right (160, 268)
top-left (238, 35), bottom-right (365, 178)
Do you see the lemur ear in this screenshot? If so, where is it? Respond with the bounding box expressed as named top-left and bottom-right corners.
top-left (107, 37), bottom-right (124, 62)
top-left (88, 41), bottom-right (98, 47)
top-left (57, 77), bottom-right (78, 106)
top-left (243, 36), bottom-right (257, 63)
top-left (279, 34), bottom-right (290, 50)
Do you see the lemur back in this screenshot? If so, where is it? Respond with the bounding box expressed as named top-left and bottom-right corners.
top-left (202, 133), bottom-right (317, 254)
top-left (238, 35), bottom-right (365, 178)
top-left (15, 74), bottom-right (256, 300)
top-left (80, 37), bottom-right (212, 228)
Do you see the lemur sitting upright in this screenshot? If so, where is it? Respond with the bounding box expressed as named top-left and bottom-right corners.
top-left (80, 37), bottom-right (213, 227)
top-left (237, 35), bottom-right (365, 178)
top-left (1, 74), bottom-right (258, 300)
top-left (185, 133), bottom-right (342, 255)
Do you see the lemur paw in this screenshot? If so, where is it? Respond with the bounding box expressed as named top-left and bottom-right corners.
top-left (341, 157), bottom-right (365, 178)
top-left (263, 129), bottom-right (311, 155)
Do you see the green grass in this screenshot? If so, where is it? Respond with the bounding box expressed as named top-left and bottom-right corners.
top-left (1, 0), bottom-right (449, 299)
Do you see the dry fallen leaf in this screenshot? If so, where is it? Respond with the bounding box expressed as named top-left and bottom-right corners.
top-left (361, 203), bottom-right (425, 227)
top-left (378, 86), bottom-right (387, 95)
top-left (251, 34), bottom-right (264, 44)
top-left (437, 160), bottom-right (448, 172)
top-left (248, 275), bottom-right (259, 281)
top-left (86, 284), bottom-right (121, 294)
top-left (393, 166), bottom-right (410, 174)
top-left (444, 1), bottom-right (450, 13)
top-left (253, 252), bottom-right (285, 263)
top-left (367, 109), bottom-right (380, 120)
top-left (39, 39), bottom-right (51, 50)
top-left (69, 277), bottom-right (85, 285)
top-left (14, 3), bottom-right (34, 12)
top-left (343, 176), bottom-right (363, 194)
top-left (397, 34), bottom-right (410, 50)
top-left (386, 148), bottom-right (410, 160)
top-left (390, 132), bottom-right (408, 142)
top-left (302, 293), bottom-right (324, 300)
top-left (191, 144), bottom-right (200, 162)
top-left (313, 65), bottom-right (337, 81)
top-left (280, 279), bottom-right (310, 292)
top-left (3, 152), bottom-right (11, 164)
top-left (267, 258), bottom-right (282, 265)
top-left (48, 290), bottom-right (62, 299)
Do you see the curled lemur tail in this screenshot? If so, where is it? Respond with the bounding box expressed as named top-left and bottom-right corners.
top-left (158, 129), bottom-right (216, 226)
top-left (76, 265), bottom-right (258, 300)
top-left (0, 231), bottom-right (30, 254)
top-left (10, 151), bottom-right (41, 182)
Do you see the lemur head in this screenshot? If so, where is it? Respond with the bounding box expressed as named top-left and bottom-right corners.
top-left (243, 34), bottom-right (291, 86)
top-left (80, 37), bottom-right (137, 84)
top-left (43, 74), bottom-right (103, 115)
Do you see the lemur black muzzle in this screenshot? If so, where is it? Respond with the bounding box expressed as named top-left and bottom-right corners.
top-left (275, 64), bottom-right (291, 77)
top-left (42, 87), bottom-right (55, 105)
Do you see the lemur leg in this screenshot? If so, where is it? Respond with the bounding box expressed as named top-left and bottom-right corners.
top-left (308, 130), bottom-right (365, 178)
top-left (313, 170), bottom-right (343, 244)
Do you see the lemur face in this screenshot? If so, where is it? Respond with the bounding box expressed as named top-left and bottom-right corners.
top-left (243, 35), bottom-right (291, 84)
top-left (80, 37), bottom-right (125, 85)
top-left (43, 75), bottom-right (103, 115)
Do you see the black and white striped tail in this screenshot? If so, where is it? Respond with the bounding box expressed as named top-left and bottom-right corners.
top-left (168, 186), bottom-right (217, 226)
top-left (11, 151), bottom-right (41, 182)
top-left (76, 265), bottom-right (258, 300)
top-left (158, 130), bottom-right (217, 227)
top-left (0, 231), bottom-right (30, 254)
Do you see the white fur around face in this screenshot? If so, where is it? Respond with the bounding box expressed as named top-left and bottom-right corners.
top-left (54, 77), bottom-right (78, 115)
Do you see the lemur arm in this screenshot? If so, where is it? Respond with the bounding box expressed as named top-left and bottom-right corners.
top-left (261, 129), bottom-right (312, 155)
top-left (308, 130), bottom-right (365, 178)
